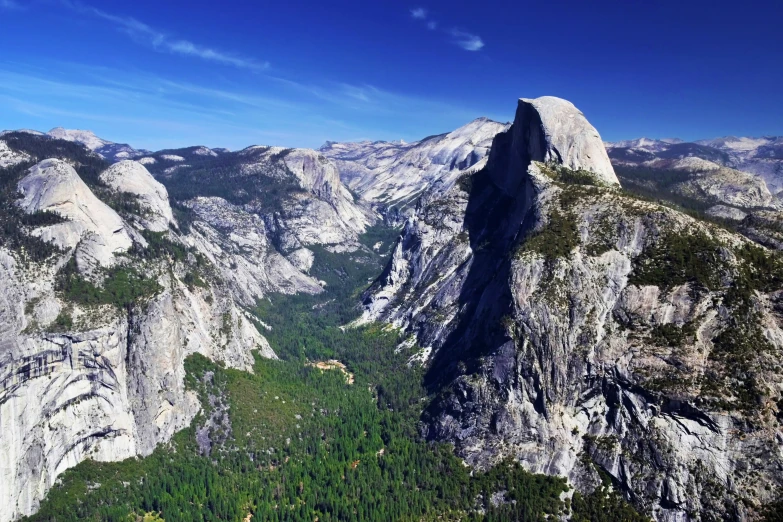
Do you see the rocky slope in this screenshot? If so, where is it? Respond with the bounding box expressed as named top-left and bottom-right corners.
top-left (320, 117), bottom-right (509, 214)
top-left (17, 159), bottom-right (136, 270)
top-left (0, 133), bottom-right (346, 521)
top-left (360, 96), bottom-right (783, 520)
top-left (141, 145), bottom-right (377, 255)
top-left (608, 136), bottom-right (783, 253)
top-left (608, 134), bottom-right (783, 197)
top-left (696, 136), bottom-right (783, 193)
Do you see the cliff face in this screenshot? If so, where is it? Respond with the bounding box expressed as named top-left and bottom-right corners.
top-left (0, 122), bottom-right (394, 521)
top-left (143, 145), bottom-right (378, 255)
top-left (0, 152), bottom-right (280, 521)
top-left (361, 96), bottom-right (783, 520)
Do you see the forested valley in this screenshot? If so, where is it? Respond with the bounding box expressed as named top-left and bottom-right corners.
top-left (23, 225), bottom-right (651, 522)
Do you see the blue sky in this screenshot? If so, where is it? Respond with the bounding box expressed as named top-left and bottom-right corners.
top-left (0, 0), bottom-right (781, 151)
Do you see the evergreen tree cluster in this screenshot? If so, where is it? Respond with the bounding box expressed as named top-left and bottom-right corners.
top-left (25, 226), bottom-right (650, 522)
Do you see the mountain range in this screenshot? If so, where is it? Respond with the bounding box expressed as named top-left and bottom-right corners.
top-left (1, 99), bottom-right (782, 522)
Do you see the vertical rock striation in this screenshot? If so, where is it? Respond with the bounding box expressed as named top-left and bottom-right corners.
top-left (361, 96), bottom-right (782, 520)
top-left (0, 159), bottom-right (275, 521)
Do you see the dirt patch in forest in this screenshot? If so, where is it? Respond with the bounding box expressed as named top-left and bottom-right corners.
top-left (307, 360), bottom-right (354, 384)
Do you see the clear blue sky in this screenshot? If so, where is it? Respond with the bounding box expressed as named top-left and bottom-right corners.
top-left (0, 0), bottom-right (781, 150)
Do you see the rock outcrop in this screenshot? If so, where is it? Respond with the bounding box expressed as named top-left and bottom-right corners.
top-left (100, 160), bottom-right (176, 232)
top-left (608, 134), bottom-right (783, 200)
top-left (0, 128), bottom-right (393, 521)
top-left (46, 128), bottom-right (147, 162)
top-left (360, 96), bottom-right (783, 520)
top-left (0, 156), bottom-right (275, 521)
top-left (184, 196), bottom-right (323, 305)
top-left (17, 159), bottom-right (134, 269)
top-left (145, 145), bottom-right (377, 253)
top-left (0, 140), bottom-right (30, 168)
top-left (511, 97), bottom-right (619, 186)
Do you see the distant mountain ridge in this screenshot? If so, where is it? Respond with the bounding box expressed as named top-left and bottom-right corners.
top-left (1, 127), bottom-right (150, 163)
top-left (320, 117), bottom-right (510, 218)
top-left (606, 134), bottom-right (783, 196)
top-left (3, 106), bottom-right (783, 521)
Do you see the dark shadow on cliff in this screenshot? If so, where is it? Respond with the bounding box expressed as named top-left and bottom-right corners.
top-left (420, 111), bottom-right (547, 430)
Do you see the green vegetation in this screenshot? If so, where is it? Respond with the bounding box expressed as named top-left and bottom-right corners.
top-left (50, 309), bottom-right (73, 331)
top-left (55, 257), bottom-right (162, 310)
top-left (650, 322), bottom-right (695, 347)
top-left (1, 131), bottom-right (109, 188)
top-left (630, 228), bottom-right (783, 412)
top-left (456, 170), bottom-right (476, 193)
top-left (19, 210), bottom-right (67, 227)
top-left (26, 226), bottom-right (649, 522)
top-left (99, 190), bottom-right (147, 218)
top-left (614, 164), bottom-right (743, 232)
top-left (515, 167), bottom-right (613, 261)
top-left (614, 165), bottom-right (710, 213)
top-left (705, 319), bottom-right (769, 411)
top-left (170, 201), bottom-right (198, 234)
top-left (517, 208), bottom-right (579, 260)
top-left (571, 485), bottom-right (651, 522)
top-left (0, 158), bottom-right (64, 263)
top-left (27, 268), bottom-right (575, 522)
top-left (573, 452), bottom-right (651, 522)
top-left (0, 131), bottom-right (133, 264)
top-left (147, 148), bottom-right (307, 209)
top-left (538, 161), bottom-right (601, 186)
top-left (762, 498), bottom-right (783, 522)
top-left (629, 231), bottom-right (725, 290)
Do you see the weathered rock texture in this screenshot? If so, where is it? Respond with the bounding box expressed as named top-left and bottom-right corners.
top-left (0, 159), bottom-right (274, 521)
top-left (146, 144), bottom-right (377, 254)
top-left (17, 159), bottom-right (134, 270)
top-left (361, 96), bottom-right (783, 520)
top-left (99, 160), bottom-right (175, 232)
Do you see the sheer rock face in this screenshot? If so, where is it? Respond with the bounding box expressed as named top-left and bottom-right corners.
top-left (507, 97), bottom-right (619, 188)
top-left (17, 159), bottom-right (134, 270)
top-left (361, 97), bottom-right (782, 520)
top-left (0, 256), bottom-right (271, 521)
top-left (0, 162), bottom-right (276, 521)
top-left (0, 143), bottom-right (370, 520)
top-left (100, 160), bottom-right (175, 232)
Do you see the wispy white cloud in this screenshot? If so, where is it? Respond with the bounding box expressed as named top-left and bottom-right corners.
top-left (60, 1), bottom-right (269, 70)
top-left (410, 7), bottom-right (427, 20)
top-left (408, 7), bottom-right (484, 51)
top-left (449, 29), bottom-right (484, 51)
top-left (0, 0), bottom-right (20, 9)
top-left (0, 61), bottom-right (500, 150)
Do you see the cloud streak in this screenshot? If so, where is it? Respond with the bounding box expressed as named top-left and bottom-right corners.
top-left (410, 7), bottom-right (427, 20)
top-left (61, 1), bottom-right (269, 70)
top-left (449, 29), bottom-right (484, 51)
top-left (408, 8), bottom-right (484, 51)
top-left (0, 52), bottom-right (508, 152)
top-left (0, 0), bottom-right (20, 9)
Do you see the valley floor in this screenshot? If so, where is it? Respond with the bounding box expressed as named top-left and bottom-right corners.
top-left (21, 227), bottom-right (650, 522)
